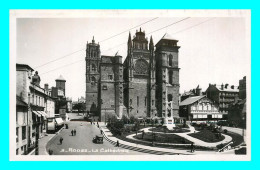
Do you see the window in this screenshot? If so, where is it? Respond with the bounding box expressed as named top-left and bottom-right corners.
top-left (108, 75), bottom-right (113, 80)
top-left (169, 55), bottom-right (173, 66)
top-left (22, 126), bottom-right (26, 140)
top-left (152, 100), bottom-right (154, 106)
top-left (168, 70), bottom-right (173, 84)
top-left (168, 94), bottom-right (173, 102)
top-left (102, 85), bottom-right (107, 90)
top-left (91, 76), bottom-right (96, 85)
top-left (92, 64), bottom-right (96, 72)
top-left (137, 96), bottom-right (139, 107)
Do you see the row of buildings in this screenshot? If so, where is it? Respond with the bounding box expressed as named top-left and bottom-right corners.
top-left (179, 76), bottom-right (247, 122)
top-left (85, 28), bottom-right (247, 126)
top-left (16, 64), bottom-right (70, 155)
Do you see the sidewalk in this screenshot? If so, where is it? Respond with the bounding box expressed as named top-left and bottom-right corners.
top-left (99, 123), bottom-right (230, 155)
top-left (38, 128), bottom-right (64, 155)
top-left (38, 133), bottom-right (56, 155)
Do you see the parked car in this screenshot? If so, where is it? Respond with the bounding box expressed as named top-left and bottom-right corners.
top-left (92, 135), bottom-right (103, 144)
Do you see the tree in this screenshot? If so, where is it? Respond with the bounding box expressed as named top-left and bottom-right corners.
top-left (72, 103), bottom-right (86, 115)
top-left (122, 115), bottom-right (129, 124)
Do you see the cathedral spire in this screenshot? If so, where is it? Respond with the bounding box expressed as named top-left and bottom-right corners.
top-left (149, 35), bottom-right (154, 50)
top-left (128, 32), bottom-right (132, 48)
top-left (92, 36), bottom-right (95, 43)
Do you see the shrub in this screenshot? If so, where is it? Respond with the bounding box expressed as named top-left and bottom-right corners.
top-left (223, 129), bottom-right (228, 134)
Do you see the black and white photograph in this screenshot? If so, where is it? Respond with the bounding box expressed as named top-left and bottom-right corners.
top-left (9, 10), bottom-right (251, 161)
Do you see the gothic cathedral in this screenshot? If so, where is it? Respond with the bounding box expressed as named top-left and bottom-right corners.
top-left (86, 29), bottom-right (180, 127)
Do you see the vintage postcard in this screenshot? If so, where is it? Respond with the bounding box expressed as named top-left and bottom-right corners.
top-left (9, 10), bottom-right (251, 161)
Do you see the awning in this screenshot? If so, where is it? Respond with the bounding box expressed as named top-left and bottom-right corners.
top-left (38, 111), bottom-right (48, 118)
top-left (36, 111), bottom-right (44, 117)
top-left (55, 118), bottom-right (64, 126)
top-left (32, 111), bottom-right (41, 117)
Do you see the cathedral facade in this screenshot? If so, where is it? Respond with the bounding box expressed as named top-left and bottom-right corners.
top-left (86, 29), bottom-right (180, 126)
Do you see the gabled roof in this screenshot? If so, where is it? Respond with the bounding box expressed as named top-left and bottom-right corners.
top-left (180, 95), bottom-right (205, 106)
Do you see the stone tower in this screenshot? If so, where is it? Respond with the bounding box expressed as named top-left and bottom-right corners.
top-left (85, 36), bottom-right (101, 116)
top-left (123, 28), bottom-right (156, 118)
top-left (55, 75), bottom-right (66, 96)
top-left (155, 33), bottom-right (180, 127)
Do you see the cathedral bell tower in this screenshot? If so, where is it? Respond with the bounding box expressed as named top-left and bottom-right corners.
top-left (155, 33), bottom-right (180, 128)
top-left (85, 36), bottom-right (101, 117)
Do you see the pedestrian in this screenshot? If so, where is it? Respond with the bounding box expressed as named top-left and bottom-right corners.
top-left (116, 140), bottom-right (119, 147)
top-left (74, 129), bottom-right (76, 136)
top-left (60, 137), bottom-right (63, 144)
top-left (100, 129), bottom-right (103, 134)
top-left (91, 121), bottom-right (92, 125)
top-left (71, 130), bottom-right (74, 136)
top-left (190, 142), bottom-right (195, 153)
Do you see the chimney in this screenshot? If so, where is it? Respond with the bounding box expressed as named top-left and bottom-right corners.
top-left (44, 83), bottom-right (49, 90)
top-left (231, 85), bottom-right (234, 89)
top-left (221, 83), bottom-right (224, 90)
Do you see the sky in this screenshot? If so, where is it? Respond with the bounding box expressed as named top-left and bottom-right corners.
top-left (16, 15), bottom-right (249, 101)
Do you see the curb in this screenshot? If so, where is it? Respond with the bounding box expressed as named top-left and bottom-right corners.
top-left (44, 127), bottom-right (65, 155)
top-left (100, 127), bottom-right (192, 155)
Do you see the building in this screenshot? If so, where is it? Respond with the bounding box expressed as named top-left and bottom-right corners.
top-left (154, 33), bottom-right (180, 126)
top-left (51, 75), bottom-right (67, 120)
top-left (100, 55), bottom-right (125, 121)
top-left (44, 83), bottom-right (55, 118)
top-left (239, 76), bottom-right (246, 100)
top-left (180, 96), bottom-right (220, 121)
top-left (206, 83), bottom-right (239, 119)
top-left (66, 97), bottom-right (73, 112)
top-left (16, 96), bottom-right (29, 155)
top-left (85, 29), bottom-right (181, 127)
top-left (123, 29), bottom-right (156, 120)
top-left (85, 37), bottom-right (100, 117)
top-left (78, 96), bottom-right (85, 103)
top-left (180, 85), bottom-right (203, 102)
top-left (16, 64), bottom-right (50, 155)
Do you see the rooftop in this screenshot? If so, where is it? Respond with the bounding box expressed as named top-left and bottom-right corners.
top-left (161, 33), bottom-right (178, 41)
top-left (16, 63), bottom-right (34, 71)
top-left (56, 75), bottom-right (66, 81)
top-left (16, 96), bottom-right (28, 107)
top-left (215, 85), bottom-right (239, 92)
top-left (180, 95), bottom-right (205, 106)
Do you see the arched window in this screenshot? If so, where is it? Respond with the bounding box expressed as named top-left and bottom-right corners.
top-left (91, 76), bottom-right (96, 85)
top-left (169, 54), bottom-right (173, 66)
top-left (168, 70), bottom-right (173, 84)
top-left (92, 64), bottom-right (96, 72)
top-left (168, 94), bottom-right (172, 102)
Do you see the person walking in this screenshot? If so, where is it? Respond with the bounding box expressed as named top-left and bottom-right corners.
top-left (71, 130), bottom-right (74, 136)
top-left (191, 142), bottom-right (195, 153)
top-left (74, 129), bottom-right (76, 136)
top-left (116, 140), bottom-right (120, 147)
top-left (60, 137), bottom-right (63, 145)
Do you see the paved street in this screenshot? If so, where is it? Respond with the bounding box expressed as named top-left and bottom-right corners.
top-left (46, 114), bottom-right (145, 155)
